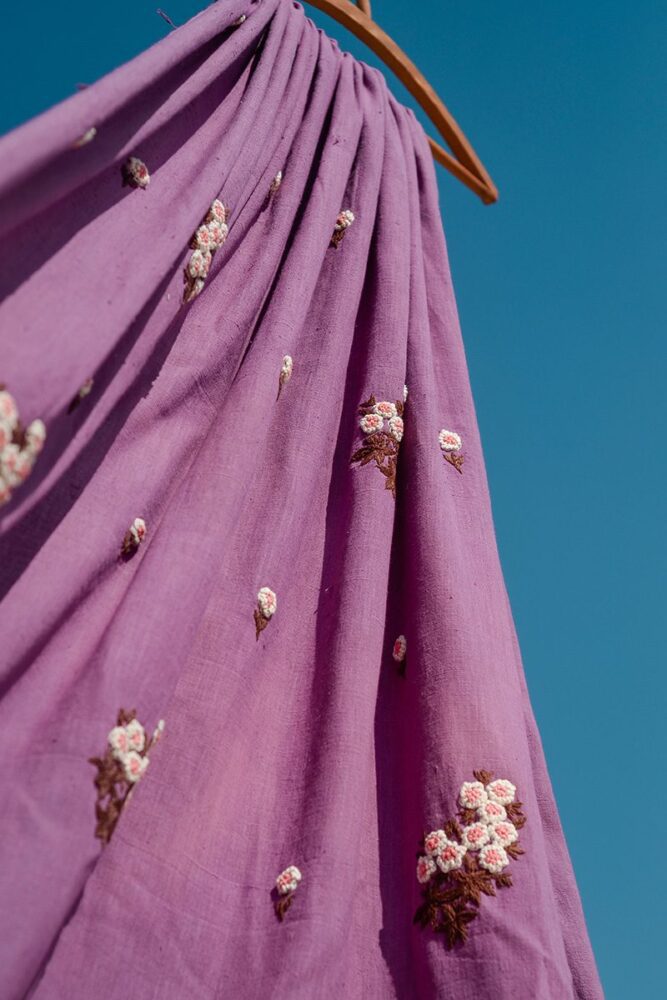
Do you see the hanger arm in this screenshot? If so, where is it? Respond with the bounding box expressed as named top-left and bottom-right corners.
top-left (302, 0), bottom-right (498, 204)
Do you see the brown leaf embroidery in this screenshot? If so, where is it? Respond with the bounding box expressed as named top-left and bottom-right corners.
top-left (415, 771), bottom-right (526, 948)
top-left (350, 395), bottom-right (405, 499)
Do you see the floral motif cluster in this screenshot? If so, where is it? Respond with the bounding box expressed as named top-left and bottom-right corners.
top-left (274, 865), bottom-right (302, 921)
top-left (0, 387), bottom-right (46, 508)
top-left (254, 586), bottom-right (277, 639)
top-left (414, 770), bottom-right (526, 948)
top-left (330, 209), bottom-right (354, 248)
top-left (183, 199), bottom-right (229, 303)
top-left (89, 709), bottom-right (164, 844)
top-left (350, 395), bottom-right (405, 498)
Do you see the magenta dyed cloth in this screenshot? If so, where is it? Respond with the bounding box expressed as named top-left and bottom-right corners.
top-left (0, 2), bottom-right (602, 997)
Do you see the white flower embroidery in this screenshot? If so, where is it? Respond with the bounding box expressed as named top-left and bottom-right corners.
top-left (392, 635), bottom-right (407, 663)
top-left (0, 475), bottom-right (11, 507)
top-left (277, 355), bottom-right (293, 399)
top-left (121, 517), bottom-right (147, 557)
top-left (416, 855), bottom-right (437, 883)
top-left (439, 429), bottom-right (462, 453)
top-left (108, 725), bottom-right (131, 759)
top-left (207, 199), bottom-right (228, 225)
top-left (0, 391), bottom-right (18, 427)
top-left (478, 843), bottom-right (509, 874)
top-left (24, 419), bottom-right (46, 455)
top-left (459, 781), bottom-right (488, 810)
top-left (461, 822), bottom-right (490, 850)
top-left (276, 865), bottom-right (302, 895)
top-left (232, 14), bottom-right (247, 26)
top-left (122, 750), bottom-right (149, 783)
top-left (207, 220), bottom-right (228, 248)
top-left (359, 412), bottom-right (384, 435)
top-left (257, 587), bottom-right (277, 619)
top-left (486, 779), bottom-right (517, 806)
top-left (123, 156), bottom-right (150, 189)
top-left (184, 278), bottom-right (206, 302)
top-left (0, 443), bottom-right (20, 477)
top-left (152, 718), bottom-right (166, 743)
top-left (125, 718), bottom-right (146, 753)
top-left (7, 450), bottom-right (33, 486)
top-left (423, 829), bottom-right (447, 856)
top-left (335, 209), bottom-right (355, 230)
top-left (0, 421), bottom-right (13, 449)
top-left (373, 401), bottom-right (397, 419)
top-left (188, 249), bottom-right (212, 280)
top-left (488, 820), bottom-right (518, 848)
top-left (270, 170), bottom-right (282, 196)
top-left (388, 415), bottom-right (404, 442)
top-left (194, 225), bottom-right (215, 251)
top-left (403, 384), bottom-right (408, 402)
top-left (477, 800), bottom-right (507, 824)
top-left (435, 839), bottom-right (466, 874)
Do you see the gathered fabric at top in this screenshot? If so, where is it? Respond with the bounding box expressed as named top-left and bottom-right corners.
top-left (0, 2), bottom-right (602, 997)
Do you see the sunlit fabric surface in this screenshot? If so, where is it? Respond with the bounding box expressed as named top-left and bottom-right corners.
top-left (0, 1), bottom-right (602, 997)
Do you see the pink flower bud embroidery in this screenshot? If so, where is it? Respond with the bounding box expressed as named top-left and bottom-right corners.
top-left (415, 769), bottom-right (526, 948)
top-left (0, 386), bottom-right (46, 506)
top-left (439, 428), bottom-right (464, 473)
top-left (254, 586), bottom-right (277, 639)
top-left (121, 517), bottom-right (147, 558)
top-left (122, 156), bottom-right (150, 190)
top-left (392, 634), bottom-right (407, 676)
top-left (90, 708), bottom-right (164, 843)
top-left (330, 208), bottom-right (354, 248)
top-left (277, 355), bottom-right (293, 399)
top-left (274, 865), bottom-right (302, 921)
top-left (351, 394), bottom-right (405, 499)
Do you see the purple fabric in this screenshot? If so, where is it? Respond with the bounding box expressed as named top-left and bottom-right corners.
top-left (0, 1), bottom-right (602, 997)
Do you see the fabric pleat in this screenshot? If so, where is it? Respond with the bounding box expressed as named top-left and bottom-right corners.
top-left (0, 2), bottom-right (602, 997)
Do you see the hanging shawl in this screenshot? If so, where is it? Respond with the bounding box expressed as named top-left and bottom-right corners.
top-left (0, 1), bottom-right (602, 997)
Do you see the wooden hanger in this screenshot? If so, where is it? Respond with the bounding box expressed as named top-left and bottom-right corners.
top-left (301, 0), bottom-right (498, 204)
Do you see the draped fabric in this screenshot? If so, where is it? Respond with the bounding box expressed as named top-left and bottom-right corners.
top-left (0, 1), bottom-right (602, 997)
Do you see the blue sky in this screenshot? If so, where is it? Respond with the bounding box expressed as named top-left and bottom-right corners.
top-left (1, 2), bottom-right (664, 995)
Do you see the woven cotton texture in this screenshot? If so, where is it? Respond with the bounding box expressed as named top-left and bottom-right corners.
top-left (0, 1), bottom-right (602, 997)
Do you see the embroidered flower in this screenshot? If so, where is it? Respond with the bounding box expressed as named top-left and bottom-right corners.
top-left (151, 718), bottom-right (166, 744)
top-left (68, 377), bottom-right (94, 414)
top-left (0, 390), bottom-right (18, 427)
top-left (436, 839), bottom-right (466, 874)
top-left (188, 249), bottom-right (212, 279)
top-left (232, 13), bottom-right (247, 26)
top-left (0, 475), bottom-right (11, 507)
top-left (330, 209), bottom-right (355, 248)
top-left (461, 822), bottom-right (490, 850)
top-left (207, 220), bottom-right (228, 248)
top-left (207, 199), bottom-right (228, 225)
top-left (488, 820), bottom-right (518, 848)
top-left (439, 429), bottom-right (462, 452)
top-left (414, 769), bottom-right (527, 949)
top-left (403, 384), bottom-right (408, 402)
top-left (277, 355), bottom-right (293, 399)
top-left (486, 778), bottom-right (517, 806)
top-left (270, 170), bottom-right (282, 196)
top-left (416, 855), bottom-right (437, 883)
top-left (108, 725), bottom-right (131, 759)
top-left (184, 278), bottom-right (206, 303)
top-left (122, 156), bottom-right (150, 190)
top-left (374, 401), bottom-right (397, 419)
top-left (0, 443), bottom-right (20, 477)
top-left (423, 829), bottom-right (447, 856)
top-left (125, 718), bottom-right (146, 753)
top-left (388, 416), bottom-right (404, 442)
top-left (73, 126), bottom-right (97, 148)
top-left (0, 421), bottom-right (13, 449)
top-left (439, 428), bottom-right (464, 473)
top-left (359, 412), bottom-right (384, 435)
top-left (459, 781), bottom-right (488, 810)
top-left (24, 418), bottom-right (46, 455)
top-left (255, 587), bottom-right (277, 638)
top-left (478, 843), bottom-right (509, 874)
top-left (121, 517), bottom-right (147, 558)
top-left (121, 750), bottom-right (149, 783)
top-left (276, 865), bottom-right (301, 895)
top-left (477, 800), bottom-right (507, 824)
top-left (274, 865), bottom-right (302, 920)
top-left (392, 635), bottom-right (407, 663)
top-left (7, 450), bottom-right (33, 485)
top-left (194, 225), bottom-right (215, 251)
